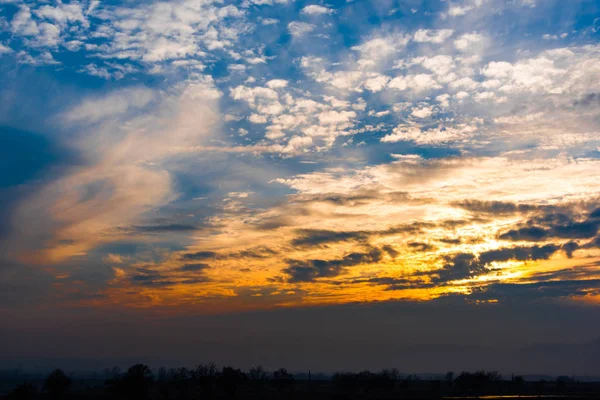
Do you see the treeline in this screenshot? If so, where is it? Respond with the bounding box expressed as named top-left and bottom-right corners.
top-left (2, 364), bottom-right (587, 400)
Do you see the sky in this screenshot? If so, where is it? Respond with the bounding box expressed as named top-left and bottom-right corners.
top-left (1, 0), bottom-right (600, 375)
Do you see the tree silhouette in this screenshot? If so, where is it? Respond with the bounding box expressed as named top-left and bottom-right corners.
top-left (218, 366), bottom-right (247, 399)
top-left (169, 367), bottom-right (191, 399)
top-left (535, 379), bottom-right (546, 397)
top-left (455, 370), bottom-right (501, 396)
top-left (117, 364), bottom-right (154, 400)
top-left (248, 365), bottom-right (269, 396)
top-left (445, 371), bottom-right (454, 385)
top-left (8, 383), bottom-right (37, 400)
top-left (248, 365), bottom-right (269, 382)
top-left (513, 375), bottom-right (524, 397)
top-left (6, 364), bottom-right (595, 400)
top-left (376, 369), bottom-right (398, 390)
top-left (272, 368), bottom-right (295, 397)
top-left (44, 369), bottom-right (72, 400)
top-left (193, 363), bottom-right (218, 397)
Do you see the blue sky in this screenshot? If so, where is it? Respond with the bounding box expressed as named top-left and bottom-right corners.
top-left (1, 0), bottom-right (600, 373)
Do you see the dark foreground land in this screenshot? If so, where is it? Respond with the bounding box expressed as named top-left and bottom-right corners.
top-left (2, 366), bottom-right (600, 400)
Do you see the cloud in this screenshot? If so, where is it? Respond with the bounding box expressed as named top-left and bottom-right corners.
top-left (430, 244), bottom-right (561, 283)
top-left (301, 5), bottom-right (334, 15)
top-left (63, 88), bottom-right (156, 123)
top-left (413, 29), bottom-right (454, 44)
top-left (2, 0), bottom-right (600, 315)
top-left (454, 32), bottom-right (486, 52)
top-left (288, 21), bottom-right (316, 37)
top-left (0, 44), bottom-right (12, 54)
top-left (381, 123), bottom-right (477, 145)
top-left (182, 251), bottom-right (218, 261)
top-left (284, 246), bottom-right (390, 283)
top-left (266, 79), bottom-right (288, 89)
top-left (472, 279), bottom-right (600, 303)
top-left (178, 263), bottom-right (211, 272)
top-left (499, 211), bottom-right (600, 242)
top-left (388, 74), bottom-right (442, 93)
top-left (411, 106), bottom-right (434, 119)
top-left (11, 76), bottom-right (222, 263)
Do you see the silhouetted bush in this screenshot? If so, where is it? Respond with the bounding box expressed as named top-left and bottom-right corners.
top-left (8, 383), bottom-right (37, 400)
top-left (5, 364), bottom-right (599, 400)
top-left (44, 369), bottom-right (72, 400)
top-left (218, 366), bottom-right (247, 399)
top-left (273, 367), bottom-right (295, 396)
top-left (455, 370), bottom-right (502, 395)
top-left (106, 364), bottom-right (154, 400)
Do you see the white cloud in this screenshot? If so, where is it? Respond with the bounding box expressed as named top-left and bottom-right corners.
top-left (352, 34), bottom-right (409, 61)
top-left (34, 4), bottom-right (87, 28)
top-left (11, 6), bottom-right (39, 36)
top-left (362, 74), bottom-right (390, 92)
top-left (381, 126), bottom-right (422, 143)
top-left (416, 55), bottom-right (455, 77)
top-left (521, 0), bottom-right (536, 7)
top-left (230, 85), bottom-right (278, 105)
top-left (64, 87), bottom-right (156, 123)
top-left (17, 50), bottom-right (60, 66)
top-left (0, 44), bottom-right (12, 54)
top-left (454, 32), bottom-right (485, 52)
top-left (15, 77), bottom-right (223, 261)
top-left (381, 123), bottom-right (477, 145)
top-left (388, 74), bottom-right (442, 93)
top-left (413, 29), bottom-right (454, 44)
top-left (448, 77), bottom-right (479, 91)
top-left (301, 5), bottom-right (334, 15)
top-left (411, 106), bottom-right (434, 119)
top-left (249, 114), bottom-right (268, 123)
top-left (288, 21), bottom-right (316, 37)
top-left (447, 5), bottom-right (472, 16)
top-left (318, 110), bottom-right (356, 125)
top-left (260, 18), bottom-right (279, 25)
top-left (282, 135), bottom-right (313, 153)
top-left (436, 94), bottom-right (451, 108)
top-left (266, 79), bottom-right (289, 89)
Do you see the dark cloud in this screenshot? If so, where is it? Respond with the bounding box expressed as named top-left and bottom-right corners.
top-left (478, 244), bottom-right (559, 264)
top-left (499, 206), bottom-right (600, 242)
top-left (437, 238), bottom-right (462, 245)
top-left (294, 192), bottom-right (380, 207)
top-left (470, 279), bottom-right (600, 303)
top-left (499, 226), bottom-right (549, 241)
top-left (132, 224), bottom-right (200, 233)
top-left (234, 246), bottom-right (277, 259)
top-left (573, 92), bottom-right (600, 108)
top-left (435, 253), bottom-right (491, 282)
top-left (426, 244), bottom-right (561, 284)
top-left (284, 247), bottom-right (386, 283)
top-left (552, 221), bottom-right (600, 239)
top-left (181, 251), bottom-right (218, 261)
top-left (131, 264), bottom-right (212, 287)
top-left (178, 263), bottom-right (211, 272)
top-left (339, 276), bottom-right (432, 291)
top-left (291, 229), bottom-right (370, 247)
top-left (290, 221), bottom-right (470, 248)
top-left (455, 200), bottom-right (542, 215)
top-left (131, 269), bottom-right (175, 287)
top-left (407, 242), bottom-right (437, 252)
top-left (521, 264), bottom-right (600, 282)
top-left (381, 244), bottom-right (399, 258)
top-left (562, 241), bottom-right (580, 258)
top-left (179, 277), bottom-right (211, 285)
